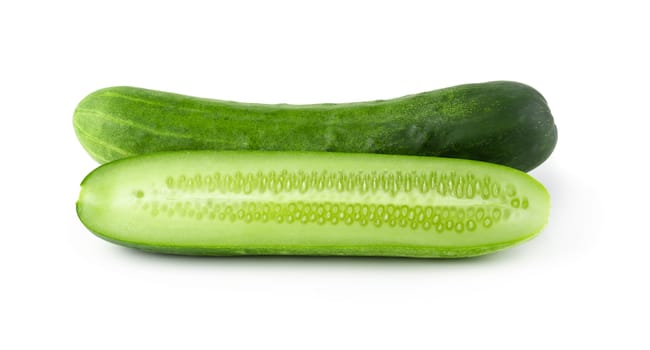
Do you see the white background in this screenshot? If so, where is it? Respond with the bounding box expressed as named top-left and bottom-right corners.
top-left (2, 1), bottom-right (648, 349)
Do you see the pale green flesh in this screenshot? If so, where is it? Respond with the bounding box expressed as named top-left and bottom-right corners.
top-left (77, 151), bottom-right (550, 258)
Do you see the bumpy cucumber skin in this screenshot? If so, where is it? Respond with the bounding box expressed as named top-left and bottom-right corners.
top-left (73, 81), bottom-right (557, 172)
top-left (76, 151), bottom-right (550, 258)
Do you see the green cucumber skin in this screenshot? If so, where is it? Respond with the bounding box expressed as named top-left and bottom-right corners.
top-left (73, 81), bottom-right (557, 172)
top-left (76, 151), bottom-right (550, 258)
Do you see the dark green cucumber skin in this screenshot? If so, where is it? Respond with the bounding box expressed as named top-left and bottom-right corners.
top-left (73, 81), bottom-right (557, 171)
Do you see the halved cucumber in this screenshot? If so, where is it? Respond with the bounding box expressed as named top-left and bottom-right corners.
top-left (76, 151), bottom-right (550, 258)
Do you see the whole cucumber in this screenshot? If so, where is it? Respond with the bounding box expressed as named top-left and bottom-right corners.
top-left (73, 81), bottom-right (557, 171)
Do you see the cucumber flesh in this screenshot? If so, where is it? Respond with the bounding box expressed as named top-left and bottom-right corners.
top-left (76, 151), bottom-right (550, 258)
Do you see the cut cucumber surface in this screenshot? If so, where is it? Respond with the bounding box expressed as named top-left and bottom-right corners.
top-left (76, 151), bottom-right (550, 258)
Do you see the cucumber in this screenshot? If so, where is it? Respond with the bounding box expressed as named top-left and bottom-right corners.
top-left (73, 81), bottom-right (557, 172)
top-left (76, 151), bottom-right (550, 258)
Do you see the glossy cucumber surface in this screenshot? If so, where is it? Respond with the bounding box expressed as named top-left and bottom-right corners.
top-left (73, 81), bottom-right (557, 171)
top-left (77, 151), bottom-right (550, 258)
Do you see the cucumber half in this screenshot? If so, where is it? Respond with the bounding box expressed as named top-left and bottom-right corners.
top-left (76, 151), bottom-right (550, 258)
